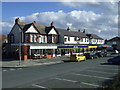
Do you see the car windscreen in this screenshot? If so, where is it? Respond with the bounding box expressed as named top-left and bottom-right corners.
top-left (78, 54), bottom-right (83, 56)
top-left (90, 53), bottom-right (94, 55)
top-left (84, 53), bottom-right (89, 55)
top-left (71, 55), bottom-right (76, 57)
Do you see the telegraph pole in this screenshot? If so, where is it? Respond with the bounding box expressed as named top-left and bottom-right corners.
top-left (19, 30), bottom-right (22, 65)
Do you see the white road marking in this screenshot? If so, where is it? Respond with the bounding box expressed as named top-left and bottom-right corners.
top-left (3, 70), bottom-right (7, 72)
top-left (86, 70), bottom-right (117, 74)
top-left (32, 84), bottom-right (51, 90)
top-left (54, 78), bottom-right (78, 83)
top-left (9, 68), bottom-right (15, 71)
top-left (17, 68), bottom-right (22, 70)
top-left (81, 82), bottom-right (99, 87)
top-left (72, 73), bottom-right (112, 80)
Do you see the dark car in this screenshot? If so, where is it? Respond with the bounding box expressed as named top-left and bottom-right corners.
top-left (84, 52), bottom-right (98, 59)
top-left (96, 51), bottom-right (107, 57)
top-left (107, 56), bottom-right (120, 64)
top-left (111, 50), bottom-right (119, 54)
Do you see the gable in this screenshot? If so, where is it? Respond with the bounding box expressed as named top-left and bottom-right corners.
top-left (48, 28), bottom-right (57, 35)
top-left (9, 24), bottom-right (22, 34)
top-left (25, 25), bottom-right (38, 33)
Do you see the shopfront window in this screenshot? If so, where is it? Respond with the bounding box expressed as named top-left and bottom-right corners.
top-left (56, 49), bottom-right (61, 54)
top-left (45, 49), bottom-right (53, 54)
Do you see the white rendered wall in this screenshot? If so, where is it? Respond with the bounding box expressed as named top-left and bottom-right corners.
top-left (25, 25), bottom-right (38, 33)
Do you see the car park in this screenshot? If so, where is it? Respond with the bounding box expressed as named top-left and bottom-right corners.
top-left (70, 53), bottom-right (86, 62)
top-left (84, 52), bottom-right (98, 59)
top-left (107, 56), bottom-right (120, 64)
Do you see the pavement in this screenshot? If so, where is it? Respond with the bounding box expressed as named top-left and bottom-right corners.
top-left (1, 53), bottom-right (119, 68)
top-left (1, 56), bottom-right (68, 68)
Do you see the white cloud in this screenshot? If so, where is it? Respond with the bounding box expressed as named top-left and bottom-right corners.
top-left (1, 2), bottom-right (118, 40)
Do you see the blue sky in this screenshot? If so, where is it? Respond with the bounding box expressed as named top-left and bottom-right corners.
top-left (2, 2), bottom-right (78, 20)
top-left (2, 2), bottom-right (102, 21)
top-left (1, 2), bottom-right (118, 39)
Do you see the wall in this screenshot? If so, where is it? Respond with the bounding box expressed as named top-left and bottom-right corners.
top-left (90, 39), bottom-right (104, 44)
top-left (64, 36), bottom-right (89, 44)
top-left (10, 24), bottom-right (23, 43)
top-left (25, 25), bottom-right (38, 33)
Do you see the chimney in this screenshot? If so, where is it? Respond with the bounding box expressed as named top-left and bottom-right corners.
top-left (50, 21), bottom-right (54, 27)
top-left (33, 21), bottom-right (36, 24)
top-left (83, 29), bottom-right (85, 33)
top-left (78, 29), bottom-right (80, 32)
top-left (67, 27), bottom-right (70, 31)
top-left (15, 18), bottom-right (20, 24)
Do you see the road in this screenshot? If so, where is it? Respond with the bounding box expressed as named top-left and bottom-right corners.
top-left (2, 55), bottom-right (119, 89)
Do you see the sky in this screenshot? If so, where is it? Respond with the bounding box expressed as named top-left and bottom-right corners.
top-left (1, 1), bottom-right (119, 39)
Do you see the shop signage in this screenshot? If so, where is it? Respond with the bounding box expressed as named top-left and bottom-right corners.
top-left (58, 46), bottom-right (88, 49)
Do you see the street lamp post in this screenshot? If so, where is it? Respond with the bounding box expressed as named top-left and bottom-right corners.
top-left (19, 30), bottom-right (22, 65)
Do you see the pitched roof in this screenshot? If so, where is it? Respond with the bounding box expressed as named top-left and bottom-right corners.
top-left (86, 34), bottom-right (103, 40)
top-left (18, 22), bottom-right (46, 34)
top-left (56, 28), bottom-right (87, 38)
top-left (108, 36), bottom-right (120, 41)
top-left (17, 21), bottom-right (102, 39)
top-left (19, 22), bottom-right (30, 29)
top-left (33, 24), bottom-right (46, 34)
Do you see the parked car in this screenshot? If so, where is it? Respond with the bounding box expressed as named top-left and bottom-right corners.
top-left (96, 51), bottom-right (107, 57)
top-left (112, 50), bottom-right (119, 54)
top-left (107, 56), bottom-right (120, 64)
top-left (70, 53), bottom-right (86, 62)
top-left (84, 52), bottom-right (98, 59)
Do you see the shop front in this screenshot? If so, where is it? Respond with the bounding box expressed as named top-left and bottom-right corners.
top-left (30, 45), bottom-right (57, 59)
top-left (57, 45), bottom-right (88, 56)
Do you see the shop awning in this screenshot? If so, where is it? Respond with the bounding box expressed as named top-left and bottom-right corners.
top-left (30, 46), bottom-right (57, 49)
top-left (88, 46), bottom-right (97, 48)
top-left (58, 46), bottom-right (88, 49)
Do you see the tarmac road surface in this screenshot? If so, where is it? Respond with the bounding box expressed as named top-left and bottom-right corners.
top-left (2, 55), bottom-right (119, 89)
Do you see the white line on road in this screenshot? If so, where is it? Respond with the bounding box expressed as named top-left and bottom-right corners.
top-left (86, 70), bottom-right (117, 74)
top-left (72, 73), bottom-right (112, 80)
top-left (3, 70), bottom-right (7, 72)
top-left (81, 82), bottom-right (99, 87)
top-left (54, 78), bottom-right (78, 83)
top-left (17, 68), bottom-right (22, 70)
top-left (32, 84), bottom-right (52, 90)
top-left (9, 68), bottom-right (16, 71)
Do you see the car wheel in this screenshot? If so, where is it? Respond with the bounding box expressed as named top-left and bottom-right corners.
top-left (91, 57), bottom-right (94, 59)
top-left (78, 59), bottom-right (81, 62)
top-left (96, 56), bottom-right (98, 59)
top-left (84, 57), bottom-right (86, 61)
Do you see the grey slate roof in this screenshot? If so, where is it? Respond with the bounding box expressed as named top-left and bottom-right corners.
top-left (18, 22), bottom-right (102, 39)
top-left (86, 34), bottom-right (103, 40)
top-left (18, 22), bottom-right (46, 34)
top-left (108, 36), bottom-right (120, 41)
top-left (56, 28), bottom-right (87, 38)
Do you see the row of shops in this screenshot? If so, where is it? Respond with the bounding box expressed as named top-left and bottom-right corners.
top-left (10, 44), bottom-right (107, 60)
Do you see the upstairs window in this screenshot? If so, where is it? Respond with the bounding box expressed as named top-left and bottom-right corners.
top-left (80, 38), bottom-right (83, 42)
top-left (8, 34), bottom-right (14, 43)
top-left (41, 35), bottom-right (45, 43)
top-left (32, 35), bottom-right (34, 42)
top-left (68, 36), bottom-right (70, 41)
top-left (25, 34), bottom-right (29, 43)
top-left (64, 38), bottom-right (67, 42)
top-left (74, 37), bottom-right (77, 41)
